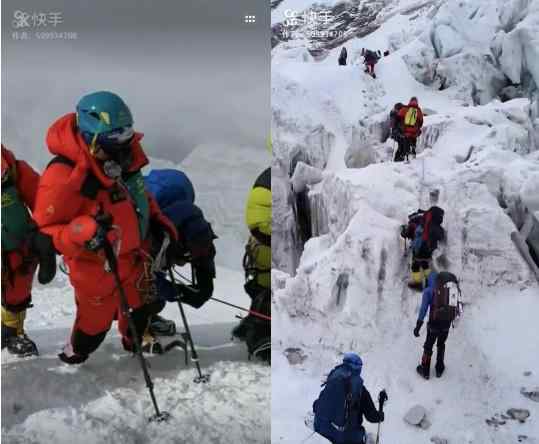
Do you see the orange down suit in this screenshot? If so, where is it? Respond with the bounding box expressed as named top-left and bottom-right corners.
top-left (33, 113), bottom-right (177, 353)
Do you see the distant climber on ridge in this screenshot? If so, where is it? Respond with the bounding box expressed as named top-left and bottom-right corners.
top-left (361, 48), bottom-right (381, 78)
top-left (338, 47), bottom-right (348, 66)
top-left (389, 102), bottom-right (405, 158)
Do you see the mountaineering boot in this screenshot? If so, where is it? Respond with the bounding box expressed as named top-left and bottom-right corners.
top-left (1, 308), bottom-right (39, 357)
top-left (5, 335), bottom-right (39, 357)
top-left (231, 316), bottom-right (251, 342)
top-left (122, 333), bottom-right (163, 355)
top-left (149, 314), bottom-right (177, 336)
top-left (1, 323), bottom-right (17, 350)
top-left (141, 327), bottom-right (164, 354)
top-left (435, 345), bottom-right (445, 377)
top-left (244, 316), bottom-right (270, 363)
top-left (416, 353), bottom-right (431, 380)
top-left (2, 323), bottom-right (39, 357)
top-left (250, 337), bottom-right (271, 363)
top-left (58, 343), bottom-right (88, 364)
top-left (408, 271), bottom-right (424, 290)
top-left (435, 362), bottom-right (445, 378)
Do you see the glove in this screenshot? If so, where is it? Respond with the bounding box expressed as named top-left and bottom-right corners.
top-left (378, 389), bottom-right (388, 407)
top-left (165, 239), bottom-right (190, 266)
top-left (400, 224), bottom-right (408, 239)
top-left (29, 230), bottom-right (57, 284)
top-left (155, 273), bottom-right (180, 303)
top-left (86, 212), bottom-right (113, 251)
top-left (68, 213), bottom-right (112, 252)
top-left (413, 320), bottom-right (423, 337)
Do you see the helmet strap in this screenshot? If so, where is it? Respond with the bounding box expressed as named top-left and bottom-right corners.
top-left (89, 133), bottom-right (99, 156)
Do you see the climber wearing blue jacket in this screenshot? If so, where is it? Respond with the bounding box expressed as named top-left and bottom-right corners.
top-left (144, 169), bottom-right (217, 342)
top-left (313, 353), bottom-right (386, 444)
top-left (413, 271), bottom-right (460, 380)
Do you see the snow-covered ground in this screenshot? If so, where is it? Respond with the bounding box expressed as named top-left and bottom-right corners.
top-left (1, 147), bottom-right (270, 443)
top-left (272, 0), bottom-right (539, 443)
top-left (2, 265), bottom-right (270, 444)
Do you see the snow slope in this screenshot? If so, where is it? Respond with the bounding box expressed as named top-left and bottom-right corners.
top-left (2, 266), bottom-right (270, 444)
top-left (1, 146), bottom-right (270, 443)
top-left (272, 0), bottom-right (539, 442)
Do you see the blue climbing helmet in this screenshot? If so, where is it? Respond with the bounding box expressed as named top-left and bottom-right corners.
top-left (76, 91), bottom-right (134, 153)
top-left (343, 352), bottom-right (363, 373)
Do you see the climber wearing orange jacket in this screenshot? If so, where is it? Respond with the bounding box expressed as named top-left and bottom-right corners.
top-left (33, 91), bottom-right (178, 364)
top-left (2, 145), bottom-right (57, 356)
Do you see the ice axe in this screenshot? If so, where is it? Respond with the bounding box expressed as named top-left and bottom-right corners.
top-left (168, 268), bottom-right (210, 384)
top-left (102, 239), bottom-right (170, 423)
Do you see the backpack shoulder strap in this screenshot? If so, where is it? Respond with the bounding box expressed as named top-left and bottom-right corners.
top-left (47, 155), bottom-right (75, 169)
top-left (46, 155), bottom-right (101, 200)
top-left (341, 371), bottom-right (356, 426)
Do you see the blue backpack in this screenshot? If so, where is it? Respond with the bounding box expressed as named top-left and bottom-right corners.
top-left (145, 169), bottom-right (195, 206)
top-left (144, 169), bottom-right (215, 304)
top-left (313, 364), bottom-right (364, 444)
top-left (144, 169), bottom-right (212, 244)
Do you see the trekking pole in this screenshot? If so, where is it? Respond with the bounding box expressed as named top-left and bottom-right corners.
top-left (376, 409), bottom-right (382, 444)
top-left (168, 268), bottom-right (210, 384)
top-left (209, 296), bottom-right (272, 321)
top-left (103, 239), bottom-right (170, 423)
top-left (376, 389), bottom-right (387, 444)
top-left (403, 237), bottom-right (407, 257)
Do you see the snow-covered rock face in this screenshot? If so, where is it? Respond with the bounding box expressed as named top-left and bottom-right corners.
top-left (392, 0), bottom-right (539, 107)
top-left (432, 24), bottom-right (464, 59)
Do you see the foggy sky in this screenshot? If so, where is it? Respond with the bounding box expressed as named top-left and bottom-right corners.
top-left (1, 0), bottom-right (270, 169)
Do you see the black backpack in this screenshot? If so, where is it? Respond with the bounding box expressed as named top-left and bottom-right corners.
top-left (400, 209), bottom-right (426, 240)
top-left (431, 272), bottom-right (462, 323)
